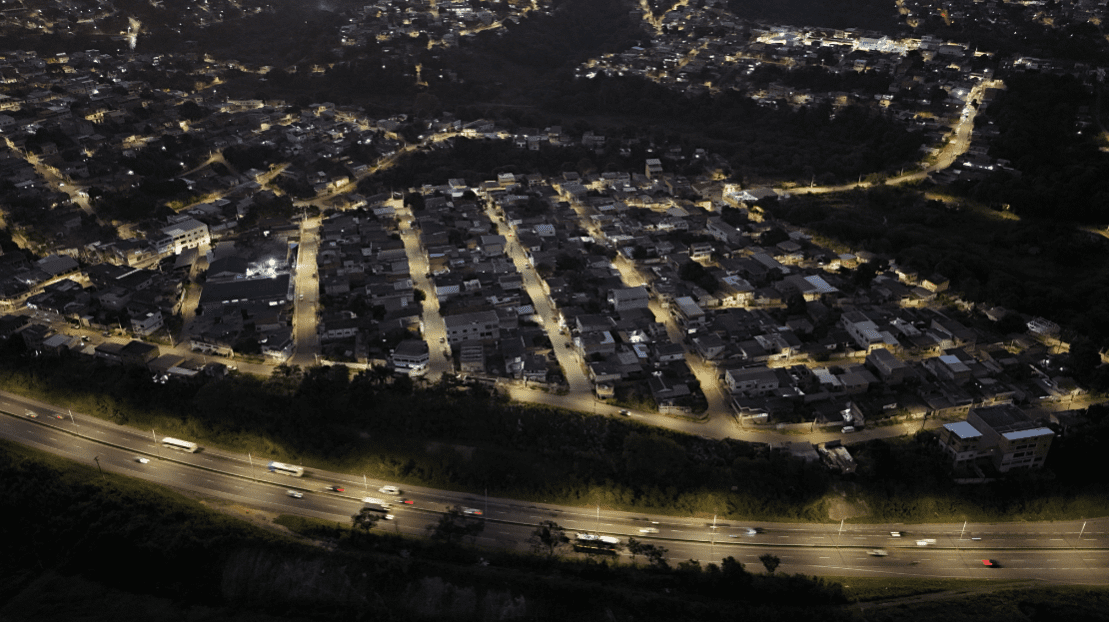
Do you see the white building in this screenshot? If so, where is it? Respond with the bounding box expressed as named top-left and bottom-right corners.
top-left (156, 217), bottom-right (210, 255)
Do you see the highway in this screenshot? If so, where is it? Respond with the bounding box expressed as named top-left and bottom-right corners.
top-left (2, 389), bottom-right (1108, 584)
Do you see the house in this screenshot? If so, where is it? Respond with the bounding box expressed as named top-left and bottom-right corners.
top-left (725, 366), bottom-right (779, 397)
top-left (866, 348), bottom-right (910, 384)
top-left (673, 296), bottom-right (706, 329)
top-left (127, 302), bottom-right (164, 336)
top-left (392, 339), bottom-right (430, 374)
top-left (155, 217), bottom-right (210, 255)
top-left (692, 333), bottom-right (727, 360)
top-left (608, 286), bottom-right (650, 312)
top-left (119, 340), bottom-right (160, 367)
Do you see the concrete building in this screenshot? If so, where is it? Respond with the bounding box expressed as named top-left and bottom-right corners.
top-left (443, 309), bottom-right (500, 345)
top-left (156, 217), bottom-right (210, 255)
top-left (937, 404), bottom-right (1055, 473)
top-left (725, 366), bottom-right (779, 397)
top-left (866, 348), bottom-right (910, 384)
top-left (392, 339), bottom-right (430, 374)
top-left (608, 286), bottom-right (650, 312)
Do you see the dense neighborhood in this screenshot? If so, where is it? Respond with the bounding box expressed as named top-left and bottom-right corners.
top-left (0, 0), bottom-right (1105, 482)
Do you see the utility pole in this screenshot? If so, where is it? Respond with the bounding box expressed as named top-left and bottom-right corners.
top-left (711, 513), bottom-right (717, 561)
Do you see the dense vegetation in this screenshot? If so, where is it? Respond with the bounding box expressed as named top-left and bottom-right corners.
top-left (6, 440), bottom-right (1109, 620)
top-left (961, 72), bottom-right (1109, 224)
top-left (0, 440), bottom-right (849, 620)
top-left (5, 333), bottom-right (1109, 525)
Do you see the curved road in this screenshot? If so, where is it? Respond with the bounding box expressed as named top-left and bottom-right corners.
top-left (2, 390), bottom-right (1107, 584)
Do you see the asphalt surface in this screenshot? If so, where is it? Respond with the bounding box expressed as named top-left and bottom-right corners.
top-left (2, 389), bottom-right (1107, 583)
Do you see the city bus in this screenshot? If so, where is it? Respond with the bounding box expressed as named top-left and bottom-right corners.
top-left (268, 461), bottom-right (305, 477)
top-left (160, 437), bottom-right (199, 453)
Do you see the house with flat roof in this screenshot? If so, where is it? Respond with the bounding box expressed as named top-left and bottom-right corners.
top-left (392, 338), bottom-right (430, 374)
top-left (443, 309), bottom-right (500, 345)
top-left (937, 404), bottom-right (1054, 473)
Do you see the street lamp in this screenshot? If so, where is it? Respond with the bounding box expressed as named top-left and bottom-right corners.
top-left (93, 455), bottom-right (102, 474)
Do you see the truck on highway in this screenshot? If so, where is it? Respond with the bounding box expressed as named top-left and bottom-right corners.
top-left (362, 497), bottom-right (391, 509)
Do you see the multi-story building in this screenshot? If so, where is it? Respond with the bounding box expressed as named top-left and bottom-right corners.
top-left (443, 309), bottom-right (500, 345)
top-left (155, 217), bottom-right (210, 255)
top-left (391, 339), bottom-right (430, 374)
top-left (725, 366), bottom-right (780, 397)
top-left (937, 404), bottom-right (1055, 473)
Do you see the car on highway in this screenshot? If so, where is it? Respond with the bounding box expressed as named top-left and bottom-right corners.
top-left (982, 559), bottom-right (1001, 568)
top-left (638, 527), bottom-right (659, 534)
top-left (890, 531), bottom-right (902, 538)
top-left (462, 507), bottom-right (483, 515)
top-left (287, 490), bottom-right (304, 499)
top-left (134, 457), bottom-right (149, 464)
top-left (395, 498), bottom-right (415, 505)
top-left (326, 485), bottom-right (345, 492)
top-left (385, 514), bottom-right (395, 520)
top-left (619, 409), bottom-right (631, 416)
top-left (867, 549), bottom-right (888, 557)
top-left (25, 410), bottom-right (36, 418)
top-left (379, 485), bottom-right (400, 495)
top-left (916, 539), bottom-right (936, 546)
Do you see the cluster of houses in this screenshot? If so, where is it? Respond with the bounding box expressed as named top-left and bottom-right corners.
top-left (411, 187), bottom-right (551, 382)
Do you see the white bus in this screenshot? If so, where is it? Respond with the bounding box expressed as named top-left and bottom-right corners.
top-left (268, 461), bottom-right (305, 477)
top-left (161, 437), bottom-right (199, 453)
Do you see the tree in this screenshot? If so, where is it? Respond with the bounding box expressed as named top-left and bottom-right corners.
top-left (759, 553), bottom-right (781, 575)
top-left (527, 520), bottom-right (569, 558)
top-left (351, 507), bottom-right (383, 534)
top-left (638, 543), bottom-right (669, 571)
top-left (426, 505), bottom-right (485, 546)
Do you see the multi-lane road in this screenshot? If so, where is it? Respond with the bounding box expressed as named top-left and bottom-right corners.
top-left (3, 389), bottom-right (1108, 584)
